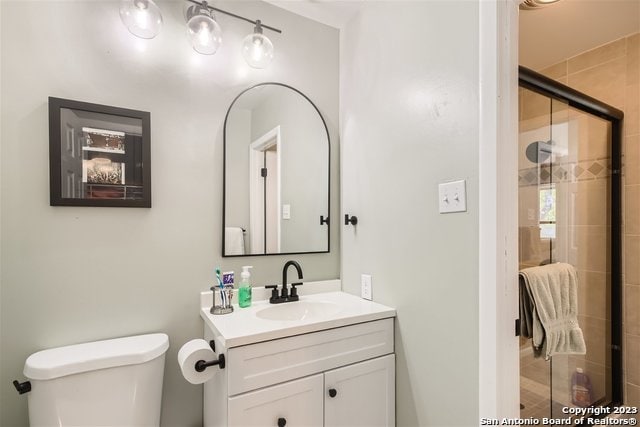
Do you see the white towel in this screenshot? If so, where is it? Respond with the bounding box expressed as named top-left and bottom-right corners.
top-left (519, 262), bottom-right (586, 360)
top-left (225, 227), bottom-right (245, 255)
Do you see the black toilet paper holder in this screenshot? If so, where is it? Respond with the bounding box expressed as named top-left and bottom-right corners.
top-left (194, 340), bottom-right (226, 371)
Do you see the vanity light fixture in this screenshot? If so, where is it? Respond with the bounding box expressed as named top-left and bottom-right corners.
top-left (242, 20), bottom-right (275, 69)
top-left (119, 0), bottom-right (282, 69)
top-left (185, 1), bottom-right (222, 55)
top-left (119, 0), bottom-right (163, 39)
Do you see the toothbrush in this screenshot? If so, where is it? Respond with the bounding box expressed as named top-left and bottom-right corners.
top-left (216, 268), bottom-right (227, 307)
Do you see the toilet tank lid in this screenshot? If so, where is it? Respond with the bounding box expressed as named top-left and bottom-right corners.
top-left (24, 333), bottom-right (169, 380)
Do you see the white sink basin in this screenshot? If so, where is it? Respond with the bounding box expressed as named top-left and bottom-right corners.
top-left (200, 285), bottom-right (396, 348)
top-left (256, 301), bottom-right (342, 321)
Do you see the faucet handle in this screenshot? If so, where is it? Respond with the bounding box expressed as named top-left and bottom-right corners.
top-left (265, 285), bottom-right (279, 302)
top-left (290, 282), bottom-right (303, 299)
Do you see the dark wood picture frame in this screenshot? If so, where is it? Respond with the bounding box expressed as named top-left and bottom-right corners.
top-left (49, 97), bottom-right (151, 207)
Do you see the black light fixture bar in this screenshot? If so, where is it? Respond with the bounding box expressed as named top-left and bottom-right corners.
top-left (186, 0), bottom-right (283, 34)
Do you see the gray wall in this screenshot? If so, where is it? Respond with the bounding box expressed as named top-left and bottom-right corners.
top-left (0, 1), bottom-right (339, 426)
top-left (340, 2), bottom-right (480, 425)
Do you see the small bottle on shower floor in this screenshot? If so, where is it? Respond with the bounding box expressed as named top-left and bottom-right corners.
top-left (239, 266), bottom-right (253, 308)
top-left (571, 368), bottom-right (593, 407)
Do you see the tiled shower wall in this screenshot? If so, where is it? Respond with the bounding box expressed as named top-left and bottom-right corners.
top-left (538, 32), bottom-right (640, 407)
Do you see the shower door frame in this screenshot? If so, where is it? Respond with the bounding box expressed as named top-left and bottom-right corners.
top-left (518, 65), bottom-right (624, 407)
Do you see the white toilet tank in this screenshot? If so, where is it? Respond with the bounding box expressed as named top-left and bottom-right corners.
top-left (23, 333), bottom-right (169, 427)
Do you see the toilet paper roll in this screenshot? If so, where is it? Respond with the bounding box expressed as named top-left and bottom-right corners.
top-left (178, 339), bottom-right (217, 384)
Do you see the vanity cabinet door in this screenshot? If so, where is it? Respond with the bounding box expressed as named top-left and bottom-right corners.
top-left (324, 354), bottom-right (395, 427)
top-left (228, 374), bottom-right (323, 427)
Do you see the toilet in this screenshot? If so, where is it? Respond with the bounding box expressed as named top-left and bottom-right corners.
top-left (22, 333), bottom-right (169, 426)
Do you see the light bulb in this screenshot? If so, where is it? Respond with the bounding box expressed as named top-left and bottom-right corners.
top-left (242, 21), bottom-right (274, 69)
top-left (186, 8), bottom-right (222, 55)
top-left (119, 0), bottom-right (163, 39)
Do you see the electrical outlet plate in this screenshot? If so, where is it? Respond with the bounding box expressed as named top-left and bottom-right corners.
top-left (438, 179), bottom-right (467, 213)
top-left (361, 274), bottom-right (372, 300)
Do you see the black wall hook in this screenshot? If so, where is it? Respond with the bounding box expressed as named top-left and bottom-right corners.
top-left (320, 215), bottom-right (329, 225)
top-left (344, 214), bottom-right (358, 226)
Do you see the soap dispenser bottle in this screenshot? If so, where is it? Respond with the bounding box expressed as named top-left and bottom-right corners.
top-left (239, 266), bottom-right (253, 308)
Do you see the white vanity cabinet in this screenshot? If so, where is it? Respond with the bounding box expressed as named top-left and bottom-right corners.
top-left (227, 355), bottom-right (395, 427)
top-left (228, 374), bottom-right (324, 427)
top-left (324, 354), bottom-right (395, 427)
top-left (203, 317), bottom-right (395, 427)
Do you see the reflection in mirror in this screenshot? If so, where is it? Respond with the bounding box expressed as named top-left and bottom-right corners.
top-left (61, 110), bottom-right (143, 199)
top-left (223, 83), bottom-right (330, 256)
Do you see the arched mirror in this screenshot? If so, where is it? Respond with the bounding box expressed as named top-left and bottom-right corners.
top-left (223, 83), bottom-right (330, 256)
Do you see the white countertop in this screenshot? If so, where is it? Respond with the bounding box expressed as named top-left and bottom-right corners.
top-left (200, 286), bottom-right (396, 348)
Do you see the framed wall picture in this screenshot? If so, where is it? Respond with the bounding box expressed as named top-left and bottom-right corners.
top-left (49, 97), bottom-right (151, 207)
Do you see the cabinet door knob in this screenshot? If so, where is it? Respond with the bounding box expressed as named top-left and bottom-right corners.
top-left (277, 417), bottom-right (287, 427)
top-left (328, 388), bottom-right (337, 398)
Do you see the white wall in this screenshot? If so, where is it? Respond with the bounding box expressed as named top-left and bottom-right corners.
top-left (0, 2), bottom-right (339, 426)
top-left (340, 2), bottom-right (481, 425)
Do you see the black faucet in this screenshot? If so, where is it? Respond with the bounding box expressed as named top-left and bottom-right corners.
top-left (266, 260), bottom-right (304, 304)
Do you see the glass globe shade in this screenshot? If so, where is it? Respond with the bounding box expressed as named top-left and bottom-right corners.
top-left (187, 14), bottom-right (222, 55)
top-left (242, 32), bottom-right (274, 69)
top-left (119, 0), bottom-right (163, 39)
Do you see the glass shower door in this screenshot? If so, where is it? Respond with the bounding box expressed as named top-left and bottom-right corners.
top-left (519, 86), bottom-right (614, 419)
top-left (549, 99), bottom-right (613, 417)
top-left (519, 87), bottom-right (554, 420)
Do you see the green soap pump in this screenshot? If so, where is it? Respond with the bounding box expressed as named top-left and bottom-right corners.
top-left (239, 266), bottom-right (253, 308)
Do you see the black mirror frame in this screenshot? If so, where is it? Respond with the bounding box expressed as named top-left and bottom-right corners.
top-left (222, 82), bottom-right (331, 257)
top-left (48, 97), bottom-right (151, 208)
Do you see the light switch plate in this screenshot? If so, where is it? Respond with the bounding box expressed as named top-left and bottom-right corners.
top-left (361, 274), bottom-right (372, 300)
top-left (282, 204), bottom-right (291, 220)
top-left (438, 180), bottom-right (467, 213)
